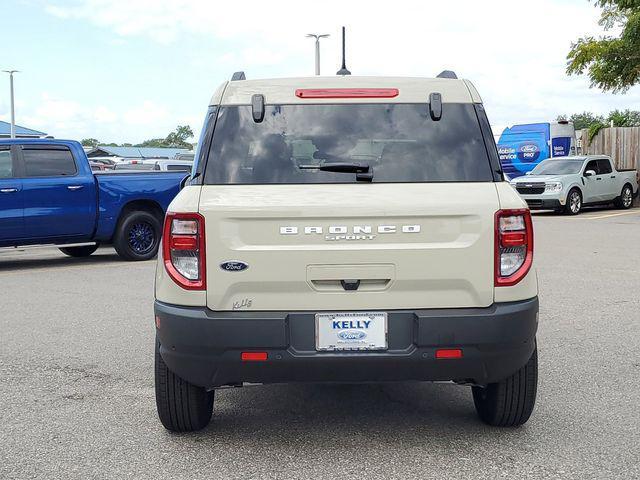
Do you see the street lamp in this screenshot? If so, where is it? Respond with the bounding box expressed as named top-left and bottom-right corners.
top-left (2, 70), bottom-right (19, 139)
top-left (305, 34), bottom-right (330, 75)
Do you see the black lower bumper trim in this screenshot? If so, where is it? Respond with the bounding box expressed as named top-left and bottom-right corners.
top-left (155, 298), bottom-right (538, 388)
top-left (525, 198), bottom-right (562, 209)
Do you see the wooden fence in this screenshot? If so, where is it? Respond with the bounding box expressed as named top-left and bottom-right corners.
top-left (577, 127), bottom-right (640, 170)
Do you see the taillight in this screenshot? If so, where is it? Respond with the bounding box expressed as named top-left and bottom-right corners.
top-left (163, 212), bottom-right (206, 290)
top-left (495, 209), bottom-right (533, 287)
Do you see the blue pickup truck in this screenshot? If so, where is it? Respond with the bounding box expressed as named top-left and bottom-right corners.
top-left (0, 139), bottom-right (187, 261)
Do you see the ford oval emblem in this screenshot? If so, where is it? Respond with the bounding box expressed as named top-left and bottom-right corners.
top-left (220, 261), bottom-right (249, 272)
top-left (338, 330), bottom-right (367, 340)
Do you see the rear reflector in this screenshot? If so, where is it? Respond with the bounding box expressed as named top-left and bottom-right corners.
top-left (295, 88), bottom-right (399, 99)
top-left (435, 349), bottom-right (463, 359)
top-left (500, 231), bottom-right (526, 247)
top-left (170, 235), bottom-right (198, 250)
top-left (241, 352), bottom-right (268, 362)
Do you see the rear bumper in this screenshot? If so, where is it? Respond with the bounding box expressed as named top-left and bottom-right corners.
top-left (155, 297), bottom-right (538, 389)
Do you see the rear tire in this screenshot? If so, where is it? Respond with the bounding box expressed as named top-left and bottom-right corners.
top-left (59, 244), bottom-right (99, 257)
top-left (614, 184), bottom-right (633, 209)
top-left (155, 339), bottom-right (214, 432)
top-left (113, 210), bottom-right (161, 261)
top-left (472, 344), bottom-right (538, 427)
top-left (564, 188), bottom-right (582, 215)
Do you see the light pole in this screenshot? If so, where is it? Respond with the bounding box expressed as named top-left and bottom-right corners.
top-left (2, 70), bottom-right (18, 138)
top-left (305, 34), bottom-right (329, 75)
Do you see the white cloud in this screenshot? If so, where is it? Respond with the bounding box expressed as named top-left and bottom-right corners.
top-left (122, 100), bottom-right (169, 126)
top-left (16, 93), bottom-right (181, 142)
top-left (32, 0), bottom-right (640, 139)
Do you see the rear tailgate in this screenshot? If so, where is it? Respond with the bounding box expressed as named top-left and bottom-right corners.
top-left (200, 183), bottom-right (499, 311)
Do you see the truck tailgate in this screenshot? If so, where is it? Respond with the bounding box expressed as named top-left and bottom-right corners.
top-left (200, 183), bottom-right (499, 311)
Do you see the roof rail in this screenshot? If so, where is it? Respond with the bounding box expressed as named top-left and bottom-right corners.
top-left (436, 70), bottom-right (458, 79)
top-left (231, 71), bottom-right (246, 81)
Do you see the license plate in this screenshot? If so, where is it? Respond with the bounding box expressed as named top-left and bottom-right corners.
top-left (315, 312), bottom-right (388, 351)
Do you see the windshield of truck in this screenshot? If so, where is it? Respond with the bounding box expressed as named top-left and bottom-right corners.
top-left (530, 159), bottom-right (583, 175)
top-left (203, 103), bottom-right (493, 184)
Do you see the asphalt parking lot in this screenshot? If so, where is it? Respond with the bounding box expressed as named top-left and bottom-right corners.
top-left (1, 207), bottom-right (639, 480)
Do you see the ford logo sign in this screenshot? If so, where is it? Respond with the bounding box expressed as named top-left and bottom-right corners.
top-left (338, 330), bottom-right (367, 340)
top-left (520, 144), bottom-right (538, 153)
top-left (220, 261), bottom-right (249, 272)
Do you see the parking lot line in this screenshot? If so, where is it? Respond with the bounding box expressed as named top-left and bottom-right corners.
top-left (579, 210), bottom-right (640, 220)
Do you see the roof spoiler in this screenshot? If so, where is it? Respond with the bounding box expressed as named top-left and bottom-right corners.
top-left (231, 71), bottom-right (246, 81)
top-left (436, 70), bottom-right (458, 79)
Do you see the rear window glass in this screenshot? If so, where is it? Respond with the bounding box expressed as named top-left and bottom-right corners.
top-left (203, 103), bottom-right (493, 184)
top-left (23, 148), bottom-right (77, 177)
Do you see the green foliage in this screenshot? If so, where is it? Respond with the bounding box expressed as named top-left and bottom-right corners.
top-left (134, 126), bottom-right (194, 149)
top-left (136, 138), bottom-right (165, 148)
top-left (164, 125), bottom-right (194, 148)
top-left (558, 109), bottom-right (640, 144)
top-left (607, 108), bottom-right (640, 126)
top-left (569, 112), bottom-right (606, 130)
top-left (95, 126), bottom-right (195, 150)
top-left (567, 1), bottom-right (640, 92)
top-left (588, 122), bottom-right (606, 142)
top-left (81, 138), bottom-right (100, 148)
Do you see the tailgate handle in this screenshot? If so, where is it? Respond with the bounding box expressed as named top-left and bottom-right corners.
top-left (340, 279), bottom-right (360, 291)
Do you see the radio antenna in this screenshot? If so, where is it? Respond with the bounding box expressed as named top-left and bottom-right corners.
top-left (336, 26), bottom-right (351, 76)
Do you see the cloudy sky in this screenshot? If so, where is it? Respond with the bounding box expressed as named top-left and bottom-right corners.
top-left (2, 0), bottom-right (640, 143)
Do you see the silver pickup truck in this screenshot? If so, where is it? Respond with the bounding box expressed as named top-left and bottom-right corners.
top-left (511, 156), bottom-right (638, 214)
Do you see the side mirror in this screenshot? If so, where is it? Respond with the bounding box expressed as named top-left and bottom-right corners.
top-left (584, 170), bottom-right (596, 177)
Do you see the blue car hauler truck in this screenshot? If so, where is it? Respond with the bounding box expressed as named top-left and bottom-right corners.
top-left (0, 139), bottom-right (187, 260)
top-left (497, 121), bottom-right (576, 179)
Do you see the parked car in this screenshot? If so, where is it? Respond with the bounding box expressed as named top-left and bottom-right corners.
top-left (88, 156), bottom-right (117, 169)
top-left (0, 139), bottom-right (188, 260)
top-left (89, 161), bottom-right (108, 171)
top-left (113, 161), bottom-right (156, 171)
top-left (143, 159), bottom-right (193, 172)
top-left (175, 153), bottom-right (195, 161)
top-left (153, 72), bottom-right (539, 432)
top-left (510, 156), bottom-right (638, 214)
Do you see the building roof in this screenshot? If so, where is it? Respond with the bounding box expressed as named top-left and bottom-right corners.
top-left (0, 120), bottom-right (47, 136)
top-left (212, 75), bottom-right (482, 105)
top-left (87, 145), bottom-right (191, 159)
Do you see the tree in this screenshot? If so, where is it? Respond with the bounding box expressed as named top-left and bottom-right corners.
top-left (566, 1), bottom-right (640, 92)
top-left (556, 109), bottom-right (640, 143)
top-left (164, 125), bottom-right (194, 149)
top-left (555, 112), bottom-right (605, 130)
top-left (135, 126), bottom-right (194, 149)
top-left (136, 138), bottom-right (165, 148)
top-left (81, 138), bottom-right (100, 148)
top-left (606, 108), bottom-right (640, 126)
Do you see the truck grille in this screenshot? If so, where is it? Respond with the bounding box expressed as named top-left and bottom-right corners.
top-left (516, 183), bottom-right (545, 195)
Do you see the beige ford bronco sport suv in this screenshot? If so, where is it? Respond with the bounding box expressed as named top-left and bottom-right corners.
top-left (154, 71), bottom-right (539, 432)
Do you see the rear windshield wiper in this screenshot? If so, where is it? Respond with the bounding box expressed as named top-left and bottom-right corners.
top-left (299, 162), bottom-right (373, 182)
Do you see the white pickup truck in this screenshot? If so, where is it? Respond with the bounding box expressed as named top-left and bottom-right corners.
top-left (511, 156), bottom-right (638, 214)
